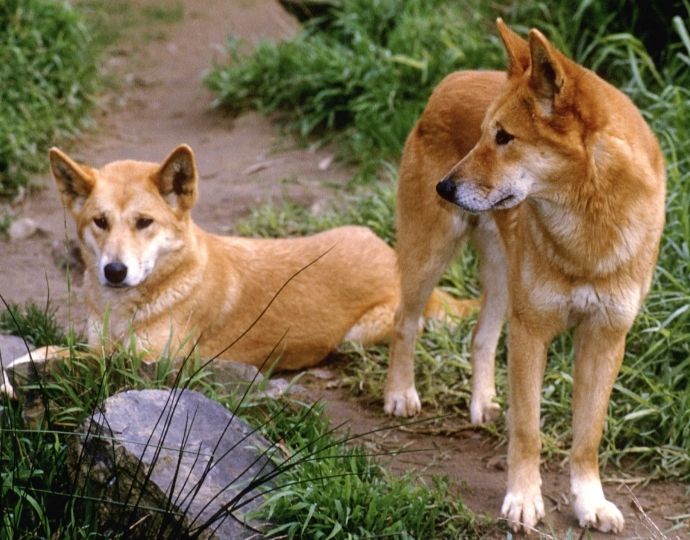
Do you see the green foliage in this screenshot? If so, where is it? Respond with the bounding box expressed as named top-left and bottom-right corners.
top-left (0, 301), bottom-right (69, 347)
top-left (254, 400), bottom-right (487, 539)
top-left (237, 174), bottom-right (397, 245)
top-left (0, 304), bottom-right (485, 537)
top-left (206, 0), bottom-right (504, 182)
top-left (0, 0), bottom-right (100, 196)
top-left (0, 210), bottom-right (12, 236)
top-left (226, 1), bottom-right (690, 481)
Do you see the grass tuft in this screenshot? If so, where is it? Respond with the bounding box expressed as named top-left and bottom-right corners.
top-left (0, 301), bottom-right (70, 348)
top-left (253, 398), bottom-right (488, 539)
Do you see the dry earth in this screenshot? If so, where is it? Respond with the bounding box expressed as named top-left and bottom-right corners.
top-left (0, 1), bottom-right (687, 538)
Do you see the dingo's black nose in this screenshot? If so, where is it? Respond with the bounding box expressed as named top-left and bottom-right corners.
top-left (436, 177), bottom-right (457, 202)
top-left (104, 262), bottom-right (128, 284)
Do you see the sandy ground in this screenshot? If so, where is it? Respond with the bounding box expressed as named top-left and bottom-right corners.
top-left (0, 1), bottom-right (687, 538)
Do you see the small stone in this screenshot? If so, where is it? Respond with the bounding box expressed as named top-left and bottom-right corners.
top-left (262, 377), bottom-right (292, 398)
top-left (9, 218), bottom-right (38, 241)
top-left (203, 359), bottom-right (264, 394)
top-left (486, 455), bottom-right (506, 471)
top-left (0, 334), bottom-right (32, 399)
top-left (318, 155), bottom-right (334, 171)
top-left (3, 345), bottom-right (66, 417)
top-left (306, 368), bottom-right (335, 380)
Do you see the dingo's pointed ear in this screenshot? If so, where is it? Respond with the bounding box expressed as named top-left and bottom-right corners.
top-left (156, 144), bottom-right (197, 211)
top-left (49, 148), bottom-right (95, 213)
top-left (496, 18), bottom-right (529, 77)
top-left (528, 29), bottom-right (567, 108)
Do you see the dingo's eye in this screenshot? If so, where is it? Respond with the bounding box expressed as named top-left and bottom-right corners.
top-left (495, 128), bottom-right (514, 145)
top-left (136, 217), bottom-right (153, 230)
top-left (93, 216), bottom-right (108, 230)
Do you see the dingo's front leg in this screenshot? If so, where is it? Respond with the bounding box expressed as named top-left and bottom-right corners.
top-left (501, 316), bottom-right (551, 533)
top-left (385, 206), bottom-right (468, 417)
top-left (570, 320), bottom-right (627, 533)
top-left (385, 245), bottom-right (457, 416)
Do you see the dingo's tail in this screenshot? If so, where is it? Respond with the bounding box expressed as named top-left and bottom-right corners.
top-left (424, 289), bottom-right (479, 321)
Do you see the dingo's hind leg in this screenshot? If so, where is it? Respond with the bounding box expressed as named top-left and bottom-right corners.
top-left (469, 218), bottom-right (507, 424)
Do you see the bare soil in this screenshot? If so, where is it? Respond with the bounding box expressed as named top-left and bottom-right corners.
top-left (0, 1), bottom-right (687, 538)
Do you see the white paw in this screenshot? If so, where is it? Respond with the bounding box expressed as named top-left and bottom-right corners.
top-left (501, 488), bottom-right (545, 533)
top-left (383, 386), bottom-right (421, 417)
top-left (1, 370), bottom-right (16, 400)
top-left (572, 482), bottom-right (624, 533)
top-left (0, 382), bottom-right (16, 400)
top-left (470, 393), bottom-right (501, 425)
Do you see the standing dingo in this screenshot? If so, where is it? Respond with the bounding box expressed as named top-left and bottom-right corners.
top-left (385, 19), bottom-right (665, 533)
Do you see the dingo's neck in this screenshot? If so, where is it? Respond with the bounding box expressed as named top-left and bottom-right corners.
top-left (527, 191), bottom-right (646, 279)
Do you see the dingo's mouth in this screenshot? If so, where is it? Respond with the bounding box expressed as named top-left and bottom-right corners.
top-left (437, 178), bottom-right (525, 213)
top-left (104, 282), bottom-right (131, 289)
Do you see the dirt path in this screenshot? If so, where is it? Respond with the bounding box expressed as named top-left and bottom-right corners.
top-left (1, 1), bottom-right (687, 538)
top-left (1, 0), bottom-right (350, 332)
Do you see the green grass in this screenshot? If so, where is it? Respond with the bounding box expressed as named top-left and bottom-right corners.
top-left (0, 210), bottom-right (12, 236)
top-left (0, 0), bottom-right (188, 198)
top-left (78, 0), bottom-right (185, 49)
top-left (0, 301), bottom-right (70, 348)
top-left (256, 403), bottom-right (487, 539)
top-left (236, 171), bottom-right (397, 245)
top-left (0, 0), bottom-right (100, 197)
top-left (206, 0), bottom-right (505, 182)
top-left (0, 308), bottom-right (487, 538)
top-left (218, 0), bottom-right (690, 482)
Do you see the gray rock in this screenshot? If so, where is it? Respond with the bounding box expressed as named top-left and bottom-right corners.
top-left (203, 359), bottom-right (264, 394)
top-left (0, 335), bottom-right (34, 400)
top-left (70, 389), bottom-right (275, 539)
top-left (0, 334), bottom-right (31, 363)
top-left (199, 359), bottom-right (303, 399)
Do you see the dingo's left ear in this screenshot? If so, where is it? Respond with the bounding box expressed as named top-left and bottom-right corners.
top-left (528, 29), bottom-right (568, 110)
top-left (156, 144), bottom-right (197, 211)
top-left (49, 148), bottom-right (95, 213)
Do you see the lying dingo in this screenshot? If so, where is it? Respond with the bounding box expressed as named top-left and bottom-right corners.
top-left (46, 144), bottom-right (474, 370)
top-left (385, 19), bottom-right (665, 534)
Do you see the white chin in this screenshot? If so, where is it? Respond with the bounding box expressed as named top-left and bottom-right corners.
top-left (455, 183), bottom-right (525, 212)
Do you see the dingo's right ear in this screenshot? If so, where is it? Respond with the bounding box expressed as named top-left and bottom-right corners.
top-left (496, 18), bottom-right (529, 77)
top-left (49, 148), bottom-right (95, 213)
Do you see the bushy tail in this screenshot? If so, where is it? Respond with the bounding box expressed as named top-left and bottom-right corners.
top-left (423, 288), bottom-right (479, 321)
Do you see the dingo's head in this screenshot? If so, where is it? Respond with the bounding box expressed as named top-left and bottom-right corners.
top-left (436, 19), bottom-right (593, 213)
top-left (50, 145), bottom-right (198, 289)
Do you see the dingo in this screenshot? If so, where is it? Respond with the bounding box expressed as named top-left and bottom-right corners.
top-left (47, 144), bottom-right (474, 371)
top-left (385, 19), bottom-right (665, 534)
